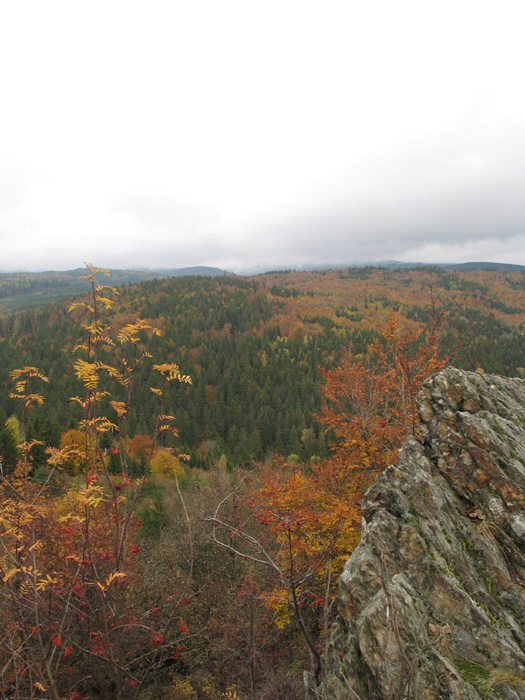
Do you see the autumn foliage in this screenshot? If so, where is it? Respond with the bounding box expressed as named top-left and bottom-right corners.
top-left (0, 266), bottom-right (193, 700)
top-left (0, 265), bottom-right (454, 697)
top-left (211, 304), bottom-right (449, 683)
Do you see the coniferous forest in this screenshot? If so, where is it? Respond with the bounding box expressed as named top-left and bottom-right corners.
top-left (0, 264), bottom-right (524, 699)
top-left (1, 266), bottom-right (524, 472)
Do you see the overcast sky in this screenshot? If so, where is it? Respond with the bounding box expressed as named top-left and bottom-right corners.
top-left (1, 1), bottom-right (525, 273)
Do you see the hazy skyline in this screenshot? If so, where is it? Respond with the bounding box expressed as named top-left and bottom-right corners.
top-left (1, 1), bottom-right (525, 273)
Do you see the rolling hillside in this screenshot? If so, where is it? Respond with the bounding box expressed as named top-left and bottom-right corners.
top-left (1, 265), bottom-right (524, 468)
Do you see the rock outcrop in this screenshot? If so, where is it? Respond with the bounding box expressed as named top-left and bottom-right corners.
top-left (321, 368), bottom-right (525, 699)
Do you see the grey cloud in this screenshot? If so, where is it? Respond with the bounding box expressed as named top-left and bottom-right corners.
top-left (242, 131), bottom-right (525, 268)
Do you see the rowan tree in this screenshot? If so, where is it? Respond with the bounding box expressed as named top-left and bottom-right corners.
top-left (0, 265), bottom-right (193, 700)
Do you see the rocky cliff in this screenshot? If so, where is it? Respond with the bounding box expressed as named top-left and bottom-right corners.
top-left (321, 368), bottom-right (525, 700)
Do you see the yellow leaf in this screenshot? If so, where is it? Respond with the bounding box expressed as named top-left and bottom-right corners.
top-left (3, 567), bottom-right (19, 583)
top-left (95, 283), bottom-right (117, 294)
top-left (96, 296), bottom-right (115, 309)
top-left (110, 401), bottom-right (128, 418)
top-left (10, 366), bottom-right (49, 383)
top-left (153, 363), bottom-right (191, 384)
top-left (73, 359), bottom-right (100, 389)
top-left (68, 302), bottom-right (94, 314)
top-left (106, 571), bottom-right (127, 587)
top-left (36, 575), bottom-right (58, 591)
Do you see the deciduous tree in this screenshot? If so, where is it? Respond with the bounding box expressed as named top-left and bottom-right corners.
top-left (0, 265), bottom-right (193, 700)
top-left (211, 303), bottom-right (450, 687)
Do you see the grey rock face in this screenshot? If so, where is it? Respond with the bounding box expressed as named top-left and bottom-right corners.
top-left (320, 368), bottom-right (525, 700)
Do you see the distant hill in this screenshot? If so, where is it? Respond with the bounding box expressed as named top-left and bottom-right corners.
top-left (373, 260), bottom-right (525, 271)
top-left (1, 260), bottom-right (524, 313)
top-left (0, 266), bottom-right (228, 313)
top-left (442, 261), bottom-right (525, 271)
top-left (364, 260), bottom-right (525, 271)
top-left (289, 260), bottom-right (525, 273)
top-left (150, 266), bottom-right (227, 277)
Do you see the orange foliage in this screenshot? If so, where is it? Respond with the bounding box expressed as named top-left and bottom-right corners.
top-left (216, 306), bottom-right (450, 678)
top-left (126, 433), bottom-right (155, 459)
top-left (258, 305), bottom-right (447, 543)
top-left (318, 307), bottom-right (448, 470)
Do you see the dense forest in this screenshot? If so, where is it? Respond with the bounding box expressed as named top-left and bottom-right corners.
top-left (1, 265), bottom-right (524, 471)
top-left (0, 264), bottom-right (524, 699)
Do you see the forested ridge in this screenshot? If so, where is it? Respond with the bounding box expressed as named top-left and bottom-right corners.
top-left (0, 267), bottom-right (226, 313)
top-left (1, 266), bottom-right (524, 471)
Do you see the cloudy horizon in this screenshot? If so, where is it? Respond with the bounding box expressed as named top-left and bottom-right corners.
top-left (1, 1), bottom-right (525, 273)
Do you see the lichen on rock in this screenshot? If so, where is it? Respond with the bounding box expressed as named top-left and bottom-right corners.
top-left (319, 368), bottom-right (525, 700)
